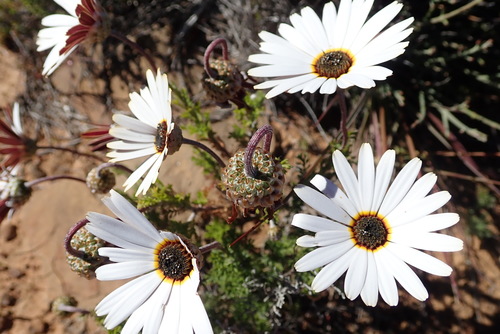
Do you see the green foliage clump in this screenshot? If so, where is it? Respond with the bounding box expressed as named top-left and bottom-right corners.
top-left (466, 184), bottom-right (496, 238)
top-left (203, 218), bottom-right (309, 332)
top-left (230, 91), bottom-right (266, 144)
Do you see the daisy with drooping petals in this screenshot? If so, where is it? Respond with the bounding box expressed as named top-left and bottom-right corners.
top-left (107, 69), bottom-right (182, 196)
top-left (0, 103), bottom-right (37, 169)
top-left (248, 0), bottom-right (414, 98)
top-left (86, 190), bottom-right (213, 333)
top-left (36, 0), bottom-right (108, 76)
top-left (0, 166), bottom-right (31, 223)
top-left (292, 143), bottom-right (463, 306)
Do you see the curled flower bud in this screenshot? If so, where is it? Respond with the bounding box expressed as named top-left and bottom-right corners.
top-left (65, 226), bottom-right (106, 279)
top-left (203, 59), bottom-right (244, 104)
top-left (222, 147), bottom-right (284, 210)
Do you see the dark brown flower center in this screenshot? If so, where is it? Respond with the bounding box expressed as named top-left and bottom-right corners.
top-left (314, 50), bottom-right (353, 78)
top-left (157, 242), bottom-right (193, 281)
top-left (352, 215), bottom-right (388, 250)
top-left (154, 120), bottom-right (168, 153)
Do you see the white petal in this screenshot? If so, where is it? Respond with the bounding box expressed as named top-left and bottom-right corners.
top-left (107, 146), bottom-right (157, 161)
top-left (360, 251), bottom-right (379, 306)
top-left (255, 73), bottom-right (317, 99)
top-left (191, 294), bottom-right (214, 334)
top-left (378, 157), bottom-right (422, 217)
top-left (383, 247), bottom-right (429, 301)
top-left (349, 65), bottom-right (393, 80)
top-left (141, 282), bottom-right (174, 334)
top-left (122, 153), bottom-right (162, 193)
top-left (393, 213), bottom-right (460, 233)
top-left (109, 127), bottom-right (156, 143)
top-left (301, 77), bottom-right (327, 94)
top-left (310, 174), bottom-right (357, 218)
top-left (357, 143), bottom-right (375, 211)
top-left (158, 285), bottom-right (181, 333)
top-left (246, 63), bottom-right (311, 77)
top-left (294, 185), bottom-right (351, 224)
top-left (319, 78), bottom-right (338, 94)
top-left (387, 242), bottom-right (453, 276)
top-left (98, 247), bottom-right (154, 263)
top-left (278, 22), bottom-right (318, 57)
top-left (112, 113), bottom-right (156, 134)
top-left (295, 240), bottom-right (353, 272)
top-left (321, 2), bottom-right (337, 46)
top-left (41, 13), bottom-right (77, 27)
top-left (341, 0), bottom-right (374, 50)
top-left (86, 212), bottom-right (159, 249)
top-left (298, 6), bottom-right (329, 51)
top-left (350, 1), bottom-right (403, 53)
top-left (332, 150), bottom-right (363, 212)
top-left (338, 72), bottom-right (375, 89)
top-left (103, 190), bottom-right (163, 242)
top-left (135, 150), bottom-right (166, 196)
top-left (107, 140), bottom-right (153, 151)
top-left (344, 248), bottom-right (368, 300)
top-left (292, 213), bottom-right (346, 233)
top-left (391, 232), bottom-right (464, 252)
top-left (332, 0), bottom-right (351, 47)
top-left (311, 247), bottom-right (354, 292)
top-left (373, 250), bottom-right (399, 306)
top-left (96, 261), bottom-right (155, 281)
top-left (53, 0), bottom-right (79, 16)
top-left (370, 149), bottom-right (395, 212)
top-left (96, 271), bottom-right (161, 328)
top-left (386, 191), bottom-right (451, 227)
top-left (296, 230), bottom-right (351, 247)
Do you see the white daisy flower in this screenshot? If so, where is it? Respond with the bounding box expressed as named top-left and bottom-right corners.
top-left (36, 0), bottom-right (108, 76)
top-left (292, 143), bottom-right (463, 306)
top-left (86, 190), bottom-right (213, 333)
top-left (248, 0), bottom-right (414, 98)
top-left (107, 69), bottom-right (182, 196)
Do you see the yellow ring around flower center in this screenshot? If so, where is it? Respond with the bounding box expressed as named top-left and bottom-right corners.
top-left (311, 49), bottom-right (355, 79)
top-left (154, 239), bottom-right (194, 285)
top-left (349, 211), bottom-right (391, 251)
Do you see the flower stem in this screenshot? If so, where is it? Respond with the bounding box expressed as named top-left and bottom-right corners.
top-left (36, 145), bottom-right (105, 162)
top-left (24, 175), bottom-right (86, 188)
top-left (64, 218), bottom-right (89, 259)
top-left (204, 38), bottom-right (229, 79)
top-left (337, 89), bottom-right (348, 148)
top-left (110, 31), bottom-right (158, 72)
top-left (94, 162), bottom-right (133, 176)
top-left (244, 125), bottom-right (273, 178)
top-left (199, 241), bottom-right (222, 254)
top-left (182, 138), bottom-right (226, 168)
top-left (56, 304), bottom-right (90, 314)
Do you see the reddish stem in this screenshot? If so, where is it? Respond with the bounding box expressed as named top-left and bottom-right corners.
top-left (204, 38), bottom-right (229, 79)
top-left (244, 125), bottom-right (273, 178)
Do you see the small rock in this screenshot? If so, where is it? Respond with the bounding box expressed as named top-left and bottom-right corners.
top-left (3, 225), bottom-right (17, 241)
top-left (28, 318), bottom-right (48, 334)
top-left (7, 268), bottom-right (24, 279)
top-left (1, 293), bottom-right (16, 307)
